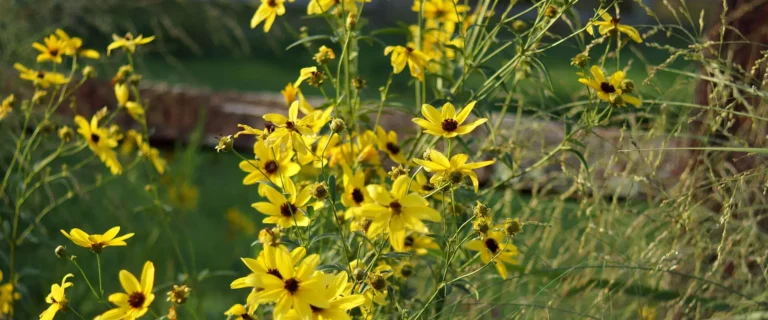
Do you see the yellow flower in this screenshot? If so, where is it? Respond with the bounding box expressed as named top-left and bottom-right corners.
top-left (133, 135), bottom-right (166, 175)
top-left (125, 101), bottom-right (146, 122)
top-left (341, 166), bottom-right (371, 218)
top-left (0, 94), bottom-right (14, 120)
top-left (586, 11), bottom-right (642, 43)
top-left (239, 139), bottom-right (300, 186)
top-left (226, 208), bottom-right (257, 236)
top-left (55, 29), bottom-right (101, 59)
top-left (74, 115), bottom-right (123, 175)
top-left (250, 251), bottom-right (330, 319)
top-left (463, 231), bottom-right (518, 279)
top-left (40, 274), bottom-right (74, 320)
top-left (168, 182), bottom-right (200, 210)
top-left (115, 83), bottom-right (129, 106)
top-left (412, 0), bottom-right (470, 27)
top-left (99, 261), bottom-right (156, 320)
top-left (14, 63), bottom-right (68, 88)
top-left (294, 67), bottom-right (324, 88)
top-left (403, 233), bottom-right (439, 255)
top-left (0, 270), bottom-right (21, 316)
top-left (61, 226), bottom-right (135, 253)
top-left (353, 262), bottom-right (390, 315)
top-left (307, 0), bottom-right (359, 15)
top-left (281, 82), bottom-right (300, 106)
top-left (410, 172), bottom-right (446, 201)
top-left (225, 303), bottom-right (256, 320)
top-left (231, 246), bottom-right (306, 292)
top-left (384, 45), bottom-right (432, 81)
top-left (251, 0), bottom-right (286, 32)
top-left (252, 179), bottom-right (313, 228)
top-left (313, 45), bottom-right (336, 64)
top-left (412, 101), bottom-right (486, 138)
top-left (374, 126), bottom-right (406, 164)
top-left (107, 33), bottom-right (155, 56)
top-left (578, 66), bottom-right (641, 107)
top-left (263, 101), bottom-right (320, 155)
top-left (32, 34), bottom-right (66, 63)
top-left (360, 176), bottom-right (441, 251)
top-left (413, 149), bottom-right (495, 192)
top-left (301, 271), bottom-right (366, 320)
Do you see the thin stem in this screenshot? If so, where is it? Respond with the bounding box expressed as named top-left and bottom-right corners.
top-left (70, 258), bottom-right (107, 304)
top-left (96, 253), bottom-right (104, 298)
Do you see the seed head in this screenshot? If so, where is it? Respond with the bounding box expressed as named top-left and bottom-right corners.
top-left (353, 76), bottom-right (366, 90)
top-left (311, 182), bottom-right (329, 200)
top-left (167, 285), bottom-right (192, 305)
top-left (504, 218), bottom-right (523, 236)
top-left (473, 201), bottom-right (490, 218)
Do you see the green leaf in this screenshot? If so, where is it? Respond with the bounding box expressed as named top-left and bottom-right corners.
top-left (371, 27), bottom-right (408, 36)
top-left (381, 252), bottom-right (411, 259)
top-left (317, 264), bottom-right (347, 272)
top-left (286, 35), bottom-right (333, 51)
top-left (564, 147), bottom-right (590, 174)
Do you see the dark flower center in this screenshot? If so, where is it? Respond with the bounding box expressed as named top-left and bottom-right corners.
top-left (241, 314), bottom-right (254, 320)
top-left (128, 292), bottom-right (146, 308)
top-left (441, 118), bottom-right (459, 132)
top-left (90, 133), bottom-right (101, 144)
top-left (264, 122), bottom-right (276, 133)
top-left (267, 268), bottom-right (283, 280)
top-left (389, 200), bottom-right (402, 214)
top-left (600, 82), bottom-right (616, 93)
top-left (91, 243), bottom-right (104, 253)
top-left (404, 235), bottom-right (415, 248)
top-left (263, 160), bottom-right (278, 174)
top-left (268, 0), bottom-right (278, 7)
top-left (280, 202), bottom-right (298, 218)
top-left (406, 46), bottom-right (414, 53)
top-left (37, 71), bottom-right (46, 79)
top-left (285, 121), bottom-right (296, 131)
top-left (351, 188), bottom-right (364, 204)
top-left (50, 48), bottom-right (59, 56)
top-left (284, 278), bottom-right (300, 294)
top-left (611, 17), bottom-right (620, 25)
top-left (310, 305), bottom-right (323, 313)
top-left (485, 238), bottom-right (500, 254)
top-left (422, 183), bottom-right (435, 192)
top-left (385, 142), bottom-right (401, 155)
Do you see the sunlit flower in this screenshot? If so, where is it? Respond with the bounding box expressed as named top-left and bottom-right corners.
top-left (412, 101), bottom-right (486, 138)
top-left (224, 304), bottom-right (255, 320)
top-left (14, 63), bottom-right (68, 88)
top-left (307, 0), bottom-right (360, 15)
top-left (107, 33), bottom-right (155, 55)
top-left (0, 270), bottom-right (21, 316)
top-left (0, 94), bottom-right (13, 121)
top-left (341, 166), bottom-right (371, 219)
top-left (252, 0), bottom-right (286, 32)
top-left (412, 0), bottom-right (470, 30)
top-left (239, 139), bottom-right (300, 187)
top-left (40, 274), bottom-right (74, 320)
top-left (55, 29), bottom-right (101, 59)
top-left (74, 115), bottom-right (123, 175)
top-left (99, 261), bottom-right (156, 319)
top-left (125, 101), bottom-right (146, 122)
top-left (578, 66), bottom-right (641, 107)
top-left (464, 231), bottom-right (518, 279)
top-left (252, 179), bottom-right (313, 228)
top-left (133, 135), bottom-right (166, 174)
top-left (281, 83), bottom-right (313, 115)
top-left (360, 176), bottom-right (441, 251)
top-left (61, 226), bottom-right (135, 253)
top-left (294, 67), bottom-right (325, 88)
top-left (313, 45), bottom-right (336, 64)
top-left (250, 250), bottom-right (330, 319)
top-left (403, 233), bottom-right (439, 255)
top-left (231, 246), bottom-right (306, 293)
top-left (263, 101), bottom-right (320, 155)
top-left (32, 34), bottom-right (66, 63)
top-left (374, 126), bottom-right (406, 164)
top-left (115, 83), bottom-right (130, 106)
top-left (585, 11), bottom-right (642, 43)
top-left (384, 45), bottom-right (433, 81)
top-left (302, 271), bottom-right (365, 320)
top-left (413, 149), bottom-right (495, 192)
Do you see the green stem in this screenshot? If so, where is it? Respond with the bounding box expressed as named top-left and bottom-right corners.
top-left (70, 258), bottom-right (107, 304)
top-left (96, 253), bottom-right (104, 298)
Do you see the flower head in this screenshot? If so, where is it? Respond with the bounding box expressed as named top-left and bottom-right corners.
top-left (263, 101), bottom-right (320, 155)
top-left (360, 176), bottom-right (441, 251)
top-left (0, 270), bottom-right (21, 315)
top-left (60, 226), bottom-right (135, 253)
top-left (403, 233), bottom-right (439, 255)
top-left (40, 274), bottom-right (74, 320)
top-left (32, 34), bottom-right (66, 63)
top-left (313, 45), bottom-right (336, 64)
top-left (239, 139), bottom-right (300, 187)
top-left (308, 0), bottom-right (361, 15)
top-left (578, 66), bottom-right (641, 107)
top-left (252, 0), bottom-right (286, 32)
top-left (98, 261), bottom-right (156, 319)
top-left (413, 149), bottom-right (495, 192)
top-left (14, 63), bottom-right (68, 88)
top-left (224, 304), bottom-right (255, 320)
top-left (341, 167), bottom-right (371, 219)
top-left (384, 45), bottom-right (433, 81)
top-left (107, 33), bottom-right (155, 55)
top-left (374, 126), bottom-right (406, 164)
top-left (585, 11), bottom-right (642, 43)
top-left (304, 271), bottom-right (365, 320)
top-left (55, 29), bottom-right (100, 59)
top-left (74, 115), bottom-right (123, 175)
top-left (252, 179), bottom-right (313, 229)
top-left (412, 101), bottom-right (486, 138)
top-left (0, 95), bottom-right (14, 121)
top-left (464, 231), bottom-right (518, 279)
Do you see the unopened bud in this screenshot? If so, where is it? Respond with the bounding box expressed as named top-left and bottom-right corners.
top-left (55, 245), bottom-right (68, 258)
top-left (58, 126), bottom-right (74, 142)
top-left (512, 20), bottom-right (528, 32)
top-left (609, 94), bottom-right (624, 106)
top-left (82, 66), bottom-right (96, 79)
top-left (422, 148), bottom-right (433, 160)
top-left (330, 118), bottom-right (346, 133)
top-left (346, 12), bottom-right (357, 30)
top-left (353, 268), bottom-right (367, 281)
top-left (544, 5), bottom-right (558, 18)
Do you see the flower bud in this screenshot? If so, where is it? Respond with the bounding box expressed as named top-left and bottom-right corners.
top-left (58, 126), bottom-right (74, 142)
top-left (422, 148), bottom-right (432, 160)
top-left (544, 5), bottom-right (558, 18)
top-left (312, 182), bottom-right (329, 200)
top-left (346, 12), bottom-right (357, 30)
top-left (570, 53), bottom-right (589, 68)
top-left (215, 135), bottom-right (234, 153)
top-left (388, 165), bottom-right (409, 180)
top-left (55, 245), bottom-right (68, 259)
top-left (128, 74), bottom-right (142, 86)
top-left (353, 268), bottom-right (367, 281)
top-left (504, 218), bottom-right (522, 236)
top-left (368, 273), bottom-right (387, 291)
top-left (473, 201), bottom-right (490, 218)
top-left (620, 79), bottom-right (635, 94)
top-left (330, 118), bottom-right (346, 133)
top-left (82, 66), bottom-right (96, 79)
top-left (167, 284), bottom-right (192, 305)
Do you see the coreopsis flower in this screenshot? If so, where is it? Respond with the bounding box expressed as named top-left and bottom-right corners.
top-left (74, 115), bottom-right (123, 175)
top-left (125, 101), bottom-right (145, 122)
top-left (55, 29), bottom-right (100, 59)
top-left (384, 45), bottom-right (432, 81)
top-left (578, 66), bottom-right (641, 107)
top-left (239, 139), bottom-right (300, 187)
top-left (294, 67), bottom-right (325, 88)
top-left (39, 274), bottom-right (74, 320)
top-left (464, 231), bottom-right (519, 279)
top-left (115, 83), bottom-right (129, 106)
top-left (251, 0), bottom-right (286, 32)
top-left (14, 63), bottom-right (68, 88)
top-left (0, 271), bottom-right (21, 315)
top-left (231, 246), bottom-right (306, 291)
top-left (0, 94), bottom-right (13, 120)
top-left (403, 233), bottom-right (439, 255)
top-left (313, 45), bottom-right (336, 64)
top-left (107, 33), bottom-right (155, 55)
top-left (412, 101), bottom-right (486, 138)
top-left (358, 263), bottom-right (391, 315)
top-left (410, 172), bottom-right (446, 201)
top-left (306, 271), bottom-right (366, 320)
top-left (252, 179), bottom-right (313, 228)
top-left (412, 0), bottom-right (470, 29)
top-left (60, 226), bottom-right (134, 253)
top-left (341, 167), bottom-right (371, 219)
top-left (263, 100), bottom-right (320, 155)
top-left (250, 251), bottom-right (330, 319)
top-left (307, 0), bottom-right (359, 15)
top-left (32, 34), bottom-right (66, 63)
top-left (135, 136), bottom-right (166, 174)
top-left (281, 83), bottom-right (313, 116)
top-left (360, 175), bottom-right (441, 251)
top-left (413, 149), bottom-right (495, 192)
top-left (374, 126), bottom-right (406, 164)
top-left (99, 261), bottom-right (156, 319)
top-left (586, 11), bottom-right (642, 43)
top-left (225, 304), bottom-right (255, 320)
